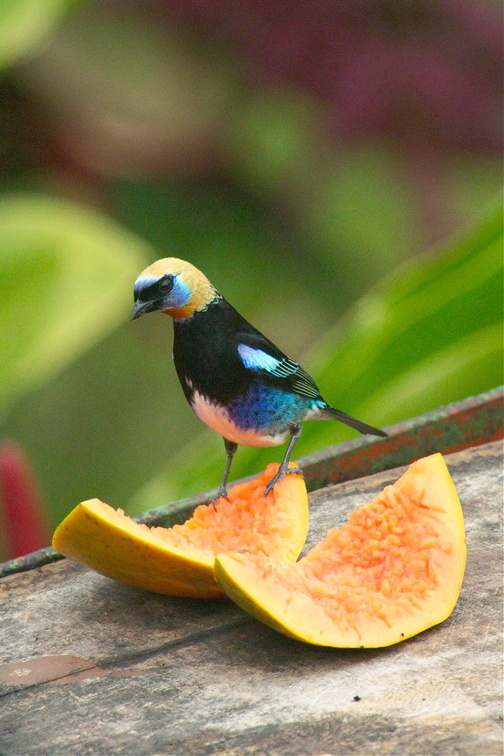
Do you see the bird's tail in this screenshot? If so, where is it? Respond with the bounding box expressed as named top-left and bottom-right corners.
top-left (321, 405), bottom-right (387, 437)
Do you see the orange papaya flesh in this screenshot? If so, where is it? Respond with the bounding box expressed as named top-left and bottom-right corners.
top-left (214, 454), bottom-right (466, 647)
top-left (52, 462), bottom-right (308, 598)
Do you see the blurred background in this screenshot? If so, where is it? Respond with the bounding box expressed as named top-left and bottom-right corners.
top-left (0, 0), bottom-right (502, 559)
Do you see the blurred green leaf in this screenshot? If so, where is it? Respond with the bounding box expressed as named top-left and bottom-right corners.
top-left (308, 146), bottom-right (416, 274)
top-left (229, 95), bottom-right (417, 297)
top-left (0, 0), bottom-right (78, 69)
top-left (0, 193), bottom-right (151, 418)
top-left (308, 199), bottom-right (503, 421)
top-left (128, 200), bottom-right (503, 514)
top-left (228, 91), bottom-right (322, 195)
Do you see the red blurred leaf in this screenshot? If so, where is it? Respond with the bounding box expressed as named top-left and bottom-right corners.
top-left (0, 441), bottom-right (51, 559)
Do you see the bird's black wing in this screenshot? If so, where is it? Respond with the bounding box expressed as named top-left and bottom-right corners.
top-left (236, 331), bottom-right (322, 401)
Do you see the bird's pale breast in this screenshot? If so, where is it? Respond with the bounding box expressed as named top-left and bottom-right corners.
top-left (190, 389), bottom-right (289, 447)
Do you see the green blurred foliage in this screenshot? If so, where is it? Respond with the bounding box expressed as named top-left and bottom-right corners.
top-left (0, 0), bottom-right (502, 545)
top-left (227, 96), bottom-right (417, 280)
top-left (0, 194), bottom-right (151, 418)
top-left (311, 204), bottom-right (503, 423)
top-left (0, 0), bottom-right (79, 69)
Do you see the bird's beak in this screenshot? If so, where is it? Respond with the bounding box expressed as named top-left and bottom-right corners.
top-left (131, 299), bottom-right (158, 321)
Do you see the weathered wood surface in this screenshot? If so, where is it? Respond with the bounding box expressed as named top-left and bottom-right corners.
top-left (0, 441), bottom-right (502, 755)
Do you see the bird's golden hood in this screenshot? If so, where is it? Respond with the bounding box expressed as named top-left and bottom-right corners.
top-left (135, 257), bottom-right (218, 320)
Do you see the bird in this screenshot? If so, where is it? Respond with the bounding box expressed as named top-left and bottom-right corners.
top-left (131, 258), bottom-right (387, 498)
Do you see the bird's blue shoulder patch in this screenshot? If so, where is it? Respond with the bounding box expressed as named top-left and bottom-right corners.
top-left (237, 343), bottom-right (301, 380)
top-left (237, 344), bottom-right (282, 372)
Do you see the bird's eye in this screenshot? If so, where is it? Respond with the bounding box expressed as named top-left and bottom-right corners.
top-left (159, 275), bottom-right (173, 293)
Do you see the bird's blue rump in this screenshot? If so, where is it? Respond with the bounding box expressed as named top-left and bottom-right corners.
top-left (226, 380), bottom-right (326, 435)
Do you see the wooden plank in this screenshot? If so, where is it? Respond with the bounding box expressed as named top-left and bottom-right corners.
top-left (1, 387), bottom-right (502, 579)
top-left (0, 442), bottom-right (502, 755)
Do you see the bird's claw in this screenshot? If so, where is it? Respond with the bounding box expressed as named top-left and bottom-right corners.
top-left (210, 487), bottom-right (229, 509)
top-left (264, 466), bottom-right (303, 496)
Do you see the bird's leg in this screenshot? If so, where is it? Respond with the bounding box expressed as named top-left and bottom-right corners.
top-left (216, 438), bottom-right (238, 501)
top-left (264, 423), bottom-right (303, 496)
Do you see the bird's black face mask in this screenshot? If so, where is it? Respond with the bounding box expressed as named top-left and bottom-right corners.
top-left (131, 274), bottom-right (175, 320)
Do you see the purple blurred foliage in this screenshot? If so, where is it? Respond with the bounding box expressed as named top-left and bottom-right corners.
top-left (162, 0), bottom-right (502, 155)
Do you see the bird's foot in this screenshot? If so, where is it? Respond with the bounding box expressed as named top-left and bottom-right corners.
top-left (209, 486), bottom-right (228, 510)
top-left (264, 466), bottom-right (303, 497)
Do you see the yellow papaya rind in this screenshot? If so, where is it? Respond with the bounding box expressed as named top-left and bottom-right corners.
top-left (214, 454), bottom-right (466, 647)
top-left (53, 499), bottom-right (220, 597)
top-left (52, 463), bottom-right (308, 599)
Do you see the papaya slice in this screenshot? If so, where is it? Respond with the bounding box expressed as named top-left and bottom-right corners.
top-left (52, 462), bottom-right (308, 598)
top-left (214, 454), bottom-right (466, 647)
